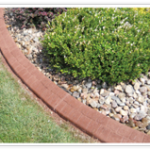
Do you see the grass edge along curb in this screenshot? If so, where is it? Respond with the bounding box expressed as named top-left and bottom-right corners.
top-left (0, 54), bottom-right (99, 143)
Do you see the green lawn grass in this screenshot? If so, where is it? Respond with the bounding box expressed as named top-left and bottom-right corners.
top-left (0, 57), bottom-right (96, 143)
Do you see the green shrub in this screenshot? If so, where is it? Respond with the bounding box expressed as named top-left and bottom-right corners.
top-left (41, 8), bottom-right (150, 84)
top-left (132, 8), bottom-right (150, 14)
top-left (12, 8), bottom-right (67, 29)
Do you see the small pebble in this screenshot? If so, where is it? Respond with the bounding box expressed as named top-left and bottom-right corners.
top-left (111, 101), bottom-right (118, 108)
top-left (123, 106), bottom-right (129, 110)
top-left (120, 109), bottom-right (128, 116)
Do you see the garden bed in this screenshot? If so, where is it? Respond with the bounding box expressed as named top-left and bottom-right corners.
top-left (4, 7), bottom-right (150, 136)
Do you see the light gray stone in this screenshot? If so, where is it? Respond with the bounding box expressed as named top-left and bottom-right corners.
top-left (85, 82), bottom-right (92, 89)
top-left (139, 86), bottom-right (147, 94)
top-left (105, 96), bottom-right (112, 105)
top-left (140, 105), bottom-right (148, 112)
top-left (136, 107), bottom-right (140, 113)
top-left (146, 85), bottom-right (150, 92)
top-left (129, 113), bottom-right (136, 119)
top-left (123, 106), bottom-right (129, 111)
top-left (136, 96), bottom-right (145, 104)
top-left (61, 84), bottom-right (69, 89)
top-left (10, 12), bottom-right (13, 16)
top-left (120, 97), bottom-right (126, 103)
top-left (140, 77), bottom-right (146, 84)
top-left (112, 114), bottom-right (121, 122)
top-left (100, 89), bottom-right (110, 97)
top-left (102, 82), bottom-right (108, 89)
top-left (89, 101), bottom-right (98, 108)
top-left (109, 92), bottom-right (115, 96)
top-left (134, 101), bottom-right (140, 106)
top-left (134, 82), bottom-right (140, 91)
top-left (145, 116), bottom-right (150, 124)
top-left (111, 101), bottom-right (118, 108)
top-left (133, 92), bottom-right (138, 99)
top-left (33, 37), bottom-right (39, 42)
top-left (118, 92), bottom-right (126, 100)
top-left (82, 99), bottom-right (86, 105)
top-left (77, 87), bottom-right (82, 93)
top-left (72, 91), bottom-right (80, 98)
top-left (26, 54), bottom-right (32, 60)
top-left (146, 80), bottom-right (150, 85)
top-left (27, 29), bottom-right (33, 34)
top-left (111, 96), bottom-right (125, 107)
top-left (130, 107), bottom-right (137, 113)
top-left (115, 85), bottom-right (123, 92)
top-left (120, 82), bottom-right (126, 91)
top-left (147, 109), bottom-right (150, 115)
top-left (125, 85), bottom-right (134, 96)
top-left (82, 88), bottom-right (88, 93)
top-left (93, 88), bottom-right (99, 94)
top-left (111, 95), bottom-right (120, 102)
top-left (115, 107), bottom-right (122, 113)
top-left (97, 103), bottom-right (101, 108)
top-left (98, 97), bottom-right (105, 105)
top-left (134, 111), bottom-right (147, 121)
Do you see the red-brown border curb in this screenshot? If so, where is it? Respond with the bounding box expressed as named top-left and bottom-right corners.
top-left (0, 8), bottom-right (150, 143)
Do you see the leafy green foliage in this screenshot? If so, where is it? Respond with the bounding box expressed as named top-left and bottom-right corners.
top-left (42, 8), bottom-right (150, 84)
top-left (12, 8), bottom-right (67, 29)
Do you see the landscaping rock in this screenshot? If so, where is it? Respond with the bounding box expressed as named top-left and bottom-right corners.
top-left (102, 82), bottom-right (108, 89)
top-left (136, 96), bottom-right (145, 104)
top-left (72, 91), bottom-right (80, 98)
top-left (105, 96), bottom-right (112, 105)
top-left (111, 101), bottom-right (118, 108)
top-left (118, 92), bottom-right (126, 100)
top-left (115, 85), bottom-right (123, 92)
top-left (146, 80), bottom-right (150, 85)
top-left (113, 114), bottom-right (121, 122)
top-left (81, 92), bottom-right (88, 99)
top-left (89, 100), bottom-right (98, 108)
top-left (85, 82), bottom-right (92, 89)
top-left (134, 82), bottom-right (140, 91)
top-left (139, 86), bottom-right (147, 94)
top-left (134, 111), bottom-right (147, 121)
top-left (115, 107), bottom-right (122, 113)
top-left (125, 85), bottom-right (134, 96)
top-left (111, 95), bottom-right (125, 107)
top-left (130, 107), bottom-right (137, 114)
top-left (100, 89), bottom-right (110, 97)
top-left (120, 109), bottom-right (128, 116)
top-left (140, 77), bottom-right (146, 84)
top-left (123, 106), bottom-right (129, 111)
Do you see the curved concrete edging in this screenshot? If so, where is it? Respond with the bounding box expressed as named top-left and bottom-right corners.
top-left (0, 8), bottom-right (150, 143)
